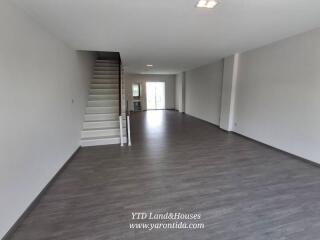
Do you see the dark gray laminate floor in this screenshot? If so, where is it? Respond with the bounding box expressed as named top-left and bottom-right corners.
top-left (8, 111), bottom-right (320, 240)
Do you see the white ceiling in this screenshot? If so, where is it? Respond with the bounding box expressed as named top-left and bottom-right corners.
top-left (11, 0), bottom-right (320, 74)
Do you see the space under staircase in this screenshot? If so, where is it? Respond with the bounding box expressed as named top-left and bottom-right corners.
top-left (80, 58), bottom-right (127, 147)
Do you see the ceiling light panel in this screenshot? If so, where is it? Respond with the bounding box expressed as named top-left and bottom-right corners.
top-left (197, 0), bottom-right (207, 8)
top-left (196, 0), bottom-right (218, 9)
top-left (206, 1), bottom-right (218, 8)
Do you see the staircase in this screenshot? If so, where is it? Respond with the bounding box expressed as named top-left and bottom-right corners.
top-left (80, 59), bottom-right (126, 147)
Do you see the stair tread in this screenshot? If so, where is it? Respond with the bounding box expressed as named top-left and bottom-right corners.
top-left (87, 109), bottom-right (118, 110)
top-left (94, 71), bottom-right (119, 76)
top-left (94, 68), bottom-right (118, 69)
top-left (93, 72), bottom-right (119, 73)
top-left (92, 76), bottom-right (119, 78)
top-left (91, 85), bottom-right (119, 87)
top-left (87, 105), bottom-right (118, 109)
top-left (81, 135), bottom-right (125, 141)
top-left (90, 89), bottom-right (118, 91)
top-left (95, 62), bottom-right (118, 64)
top-left (95, 62), bottom-right (119, 67)
top-left (84, 119), bottom-right (125, 123)
top-left (90, 83), bottom-right (118, 85)
top-left (90, 87), bottom-right (118, 89)
top-left (87, 100), bottom-right (118, 102)
top-left (85, 112), bottom-right (125, 114)
top-left (85, 112), bottom-right (118, 114)
top-left (93, 75), bottom-right (119, 77)
top-left (88, 98), bottom-right (119, 102)
top-left (88, 99), bottom-right (119, 101)
top-left (95, 63), bottom-right (118, 64)
top-left (92, 77), bottom-right (119, 79)
top-left (96, 60), bottom-right (118, 62)
top-left (84, 119), bottom-right (122, 123)
top-left (91, 80), bottom-right (118, 81)
top-left (82, 126), bottom-right (123, 131)
top-left (84, 119), bottom-right (117, 122)
top-left (89, 93), bottom-right (118, 94)
top-left (85, 114), bottom-right (124, 117)
top-left (89, 94), bottom-right (118, 96)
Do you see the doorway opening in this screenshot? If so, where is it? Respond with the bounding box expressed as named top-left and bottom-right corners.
top-left (146, 82), bottom-right (165, 110)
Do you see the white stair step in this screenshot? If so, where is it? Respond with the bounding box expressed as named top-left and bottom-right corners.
top-left (93, 75), bottom-right (119, 79)
top-left (96, 60), bottom-right (118, 63)
top-left (94, 66), bottom-right (118, 71)
top-left (86, 106), bottom-right (118, 114)
top-left (88, 100), bottom-right (118, 107)
top-left (81, 136), bottom-right (127, 147)
top-left (84, 113), bottom-right (118, 121)
top-left (83, 121), bottom-right (118, 130)
top-left (84, 113), bottom-right (126, 121)
top-left (95, 61), bottom-right (119, 64)
top-left (94, 69), bottom-right (118, 72)
top-left (94, 70), bottom-right (119, 75)
top-left (83, 120), bottom-right (126, 130)
top-left (81, 128), bottom-right (125, 138)
top-left (95, 64), bottom-right (119, 68)
top-left (93, 74), bottom-right (119, 78)
top-left (88, 94), bottom-right (119, 101)
top-left (95, 62), bottom-right (118, 66)
top-left (89, 89), bottom-right (118, 95)
top-left (91, 79), bottom-right (118, 84)
top-left (90, 83), bottom-right (118, 89)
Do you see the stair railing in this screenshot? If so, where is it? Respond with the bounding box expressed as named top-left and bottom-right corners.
top-left (118, 55), bottom-right (124, 146)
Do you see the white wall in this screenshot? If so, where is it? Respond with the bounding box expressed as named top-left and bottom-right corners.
top-left (175, 72), bottom-right (185, 112)
top-left (233, 28), bottom-right (320, 163)
top-left (0, 1), bottom-right (95, 238)
top-left (125, 74), bottom-right (176, 111)
top-left (178, 27), bottom-right (320, 164)
top-left (185, 61), bottom-right (224, 125)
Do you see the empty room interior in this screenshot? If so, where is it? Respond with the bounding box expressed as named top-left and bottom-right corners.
top-left (1, 0), bottom-right (320, 239)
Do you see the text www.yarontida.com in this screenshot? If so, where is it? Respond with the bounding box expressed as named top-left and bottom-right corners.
top-left (129, 222), bottom-right (204, 231)
top-left (129, 212), bottom-right (204, 231)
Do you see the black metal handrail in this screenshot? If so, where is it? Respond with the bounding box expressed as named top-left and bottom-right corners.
top-left (118, 54), bottom-right (122, 116)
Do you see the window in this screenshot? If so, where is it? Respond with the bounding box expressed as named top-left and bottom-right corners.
top-left (132, 84), bottom-right (140, 97)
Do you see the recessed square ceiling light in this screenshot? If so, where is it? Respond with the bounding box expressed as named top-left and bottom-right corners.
top-left (196, 0), bottom-right (218, 9)
top-left (197, 0), bottom-right (207, 8)
top-left (146, 64), bottom-right (153, 67)
top-left (206, 0), bottom-right (218, 8)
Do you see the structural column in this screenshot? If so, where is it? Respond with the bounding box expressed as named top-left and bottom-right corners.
top-left (175, 72), bottom-right (186, 113)
top-left (219, 54), bottom-right (239, 131)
